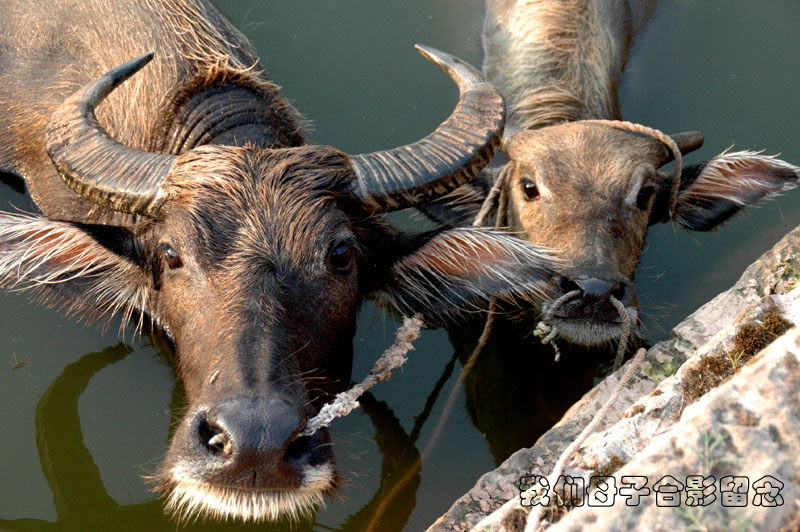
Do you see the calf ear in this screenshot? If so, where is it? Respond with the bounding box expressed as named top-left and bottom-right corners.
top-left (0, 213), bottom-right (151, 326)
top-left (659, 150), bottom-right (798, 231)
top-left (378, 227), bottom-right (557, 321)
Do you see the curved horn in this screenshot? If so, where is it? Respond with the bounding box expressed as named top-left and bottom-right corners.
top-left (348, 45), bottom-right (505, 212)
top-left (655, 130), bottom-right (705, 165)
top-left (45, 53), bottom-right (176, 217)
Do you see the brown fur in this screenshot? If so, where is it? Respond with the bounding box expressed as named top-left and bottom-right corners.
top-left (0, 0), bottom-right (303, 223)
top-left (504, 123), bottom-right (660, 280)
top-left (0, 0), bottom-right (559, 521)
top-left (482, 0), bottom-right (650, 131)
top-left (421, 0), bottom-right (798, 346)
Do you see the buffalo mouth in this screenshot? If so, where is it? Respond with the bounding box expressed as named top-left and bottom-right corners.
top-left (159, 463), bottom-right (337, 522)
top-left (154, 400), bottom-right (338, 522)
top-left (543, 314), bottom-right (635, 346)
top-left (540, 287), bottom-right (640, 347)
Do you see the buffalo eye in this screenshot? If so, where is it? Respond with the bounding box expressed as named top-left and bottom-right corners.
top-left (636, 184), bottom-right (656, 211)
top-left (520, 178), bottom-right (539, 201)
top-left (329, 240), bottom-right (355, 274)
top-left (159, 244), bottom-right (183, 269)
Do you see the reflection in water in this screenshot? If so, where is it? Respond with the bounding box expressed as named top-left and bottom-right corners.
top-left (0, 344), bottom-right (311, 532)
top-left (0, 315), bottom-right (630, 531)
top-left (452, 316), bottom-right (645, 464)
top-left (0, 340), bottom-right (464, 532)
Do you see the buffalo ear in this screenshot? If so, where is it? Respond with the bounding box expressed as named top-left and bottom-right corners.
top-left (0, 213), bottom-right (151, 325)
top-left (416, 171), bottom-right (494, 227)
top-left (377, 227), bottom-right (557, 321)
top-left (652, 150), bottom-right (799, 231)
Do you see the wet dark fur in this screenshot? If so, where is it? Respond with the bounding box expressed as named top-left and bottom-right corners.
top-left (0, 0), bottom-right (557, 521)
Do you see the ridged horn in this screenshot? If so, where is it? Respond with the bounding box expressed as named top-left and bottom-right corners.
top-left (45, 53), bottom-right (176, 217)
top-left (349, 45), bottom-right (505, 212)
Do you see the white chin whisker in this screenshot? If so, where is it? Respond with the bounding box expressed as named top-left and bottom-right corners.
top-left (163, 463), bottom-right (335, 523)
top-left (549, 309), bottom-right (639, 347)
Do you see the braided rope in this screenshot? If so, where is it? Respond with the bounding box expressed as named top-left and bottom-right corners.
top-left (610, 295), bottom-right (631, 371)
top-left (300, 314), bottom-right (424, 436)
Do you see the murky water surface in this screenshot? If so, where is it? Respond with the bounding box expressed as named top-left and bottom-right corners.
top-left (2, 1), bottom-right (799, 531)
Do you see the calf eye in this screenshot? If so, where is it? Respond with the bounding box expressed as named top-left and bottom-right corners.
top-left (159, 244), bottom-right (183, 269)
top-left (329, 240), bottom-right (355, 274)
top-left (636, 185), bottom-right (656, 210)
top-left (520, 178), bottom-right (539, 201)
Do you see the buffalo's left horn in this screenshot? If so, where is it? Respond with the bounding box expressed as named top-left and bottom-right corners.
top-left (46, 52), bottom-right (175, 217)
top-left (656, 130), bottom-right (705, 165)
top-left (348, 45), bottom-right (505, 212)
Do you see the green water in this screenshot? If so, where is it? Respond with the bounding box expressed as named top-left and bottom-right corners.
top-left (1, 1), bottom-right (799, 531)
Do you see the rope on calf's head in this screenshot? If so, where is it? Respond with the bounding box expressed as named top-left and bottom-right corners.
top-left (583, 119), bottom-right (683, 218)
top-left (302, 133), bottom-right (632, 434)
top-left (300, 314), bottom-right (424, 437)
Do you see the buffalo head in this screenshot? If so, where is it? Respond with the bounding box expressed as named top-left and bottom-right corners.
top-left (0, 49), bottom-right (557, 521)
top-left (422, 120), bottom-right (798, 346)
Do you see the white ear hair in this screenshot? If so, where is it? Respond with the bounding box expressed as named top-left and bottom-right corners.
top-left (673, 150), bottom-right (799, 231)
top-left (682, 150), bottom-right (798, 204)
top-left (0, 213), bottom-right (151, 331)
top-left (381, 227), bottom-right (559, 320)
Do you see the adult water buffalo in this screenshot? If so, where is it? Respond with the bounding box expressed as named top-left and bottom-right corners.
top-left (422, 0), bottom-right (799, 346)
top-left (0, 0), bottom-right (558, 522)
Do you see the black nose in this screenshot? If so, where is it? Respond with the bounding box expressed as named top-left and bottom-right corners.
top-left (196, 396), bottom-right (317, 489)
top-left (556, 276), bottom-right (629, 303)
top-left (578, 278), bottom-right (626, 301)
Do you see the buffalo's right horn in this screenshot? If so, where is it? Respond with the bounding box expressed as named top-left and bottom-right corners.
top-left (45, 53), bottom-right (176, 217)
top-left (348, 45), bottom-right (505, 213)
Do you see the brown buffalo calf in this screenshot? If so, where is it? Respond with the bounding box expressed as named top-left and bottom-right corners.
top-left (422, 0), bottom-right (798, 346)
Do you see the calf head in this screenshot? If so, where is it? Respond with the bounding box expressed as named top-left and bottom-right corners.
top-left (504, 122), bottom-right (798, 345)
top-left (422, 121), bottom-right (798, 346)
top-left (0, 50), bottom-right (558, 521)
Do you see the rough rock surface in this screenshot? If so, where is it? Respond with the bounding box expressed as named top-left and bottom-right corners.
top-left (551, 327), bottom-right (800, 532)
top-left (426, 224), bottom-right (800, 532)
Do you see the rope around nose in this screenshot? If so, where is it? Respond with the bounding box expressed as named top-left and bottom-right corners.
top-left (533, 289), bottom-right (582, 362)
top-left (534, 292), bottom-right (631, 370)
top-left (582, 119), bottom-right (683, 219)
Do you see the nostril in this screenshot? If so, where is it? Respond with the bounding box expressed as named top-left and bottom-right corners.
top-left (284, 435), bottom-right (312, 463)
top-left (611, 284), bottom-right (626, 301)
top-left (199, 417), bottom-right (232, 456)
top-left (556, 276), bottom-right (581, 294)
